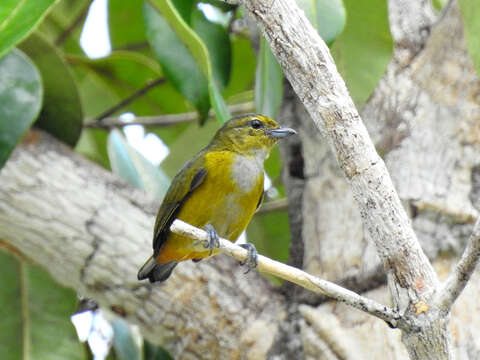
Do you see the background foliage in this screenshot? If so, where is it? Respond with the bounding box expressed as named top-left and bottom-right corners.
top-left (4, 0), bottom-right (473, 358)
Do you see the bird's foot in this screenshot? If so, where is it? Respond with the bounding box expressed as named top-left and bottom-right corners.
top-left (239, 243), bottom-right (258, 274)
top-left (204, 224), bottom-right (220, 256)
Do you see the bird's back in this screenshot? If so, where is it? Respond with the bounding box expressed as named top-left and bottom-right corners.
top-left (138, 113), bottom-right (296, 282)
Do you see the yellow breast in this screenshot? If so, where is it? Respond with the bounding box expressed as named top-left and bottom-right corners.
top-left (156, 150), bottom-right (264, 263)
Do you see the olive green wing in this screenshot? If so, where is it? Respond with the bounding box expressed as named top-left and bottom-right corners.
top-left (152, 158), bottom-right (207, 257)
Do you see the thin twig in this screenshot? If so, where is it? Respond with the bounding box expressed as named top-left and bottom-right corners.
top-left (256, 198), bottom-right (288, 214)
top-left (85, 112), bottom-right (198, 128)
top-left (436, 216), bottom-right (480, 314)
top-left (56, 0), bottom-right (93, 46)
top-left (170, 219), bottom-right (405, 328)
top-left (94, 78), bottom-right (166, 122)
top-left (84, 101), bottom-right (255, 128)
top-left (115, 42), bottom-right (150, 51)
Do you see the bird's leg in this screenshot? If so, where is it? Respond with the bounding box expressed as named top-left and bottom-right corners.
top-left (204, 224), bottom-right (220, 256)
top-left (239, 243), bottom-right (258, 274)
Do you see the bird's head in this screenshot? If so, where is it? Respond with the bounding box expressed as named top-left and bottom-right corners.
top-left (210, 114), bottom-right (296, 158)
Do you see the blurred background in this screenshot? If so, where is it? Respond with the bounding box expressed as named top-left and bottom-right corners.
top-left (4, 0), bottom-right (475, 359)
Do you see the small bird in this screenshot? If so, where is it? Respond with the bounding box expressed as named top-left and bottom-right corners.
top-left (137, 114), bottom-right (296, 282)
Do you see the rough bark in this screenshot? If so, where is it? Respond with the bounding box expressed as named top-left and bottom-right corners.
top-left (0, 131), bottom-right (285, 360)
top-left (278, 0), bottom-right (479, 305)
top-left (251, 0), bottom-right (439, 295)
top-left (233, 0), bottom-right (480, 358)
top-left (278, 82), bottom-right (386, 304)
top-left (299, 257), bottom-right (480, 360)
top-left (233, 0), bottom-right (449, 357)
top-left (364, 1), bottom-right (479, 262)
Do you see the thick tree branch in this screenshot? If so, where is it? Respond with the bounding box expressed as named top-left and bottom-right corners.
top-left (228, 0), bottom-right (462, 358)
top-left (171, 220), bottom-right (404, 328)
top-left (0, 129), bottom-right (415, 358)
top-left (0, 131), bottom-right (285, 359)
top-left (232, 0), bottom-right (438, 304)
top-left (436, 217), bottom-right (480, 313)
top-left (388, 0), bottom-right (437, 63)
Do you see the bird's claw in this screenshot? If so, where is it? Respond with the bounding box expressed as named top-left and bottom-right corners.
top-left (239, 243), bottom-right (258, 274)
top-left (204, 224), bottom-right (220, 256)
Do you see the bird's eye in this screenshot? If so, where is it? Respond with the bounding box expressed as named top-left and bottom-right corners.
top-left (251, 119), bottom-right (263, 129)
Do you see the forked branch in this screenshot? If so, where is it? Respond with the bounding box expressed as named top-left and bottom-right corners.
top-left (436, 217), bottom-right (480, 313)
top-left (170, 219), bottom-right (406, 328)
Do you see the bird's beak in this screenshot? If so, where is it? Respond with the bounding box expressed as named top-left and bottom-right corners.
top-left (267, 127), bottom-right (297, 138)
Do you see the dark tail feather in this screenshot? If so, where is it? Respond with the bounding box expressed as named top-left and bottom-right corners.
top-left (137, 256), bottom-right (178, 283)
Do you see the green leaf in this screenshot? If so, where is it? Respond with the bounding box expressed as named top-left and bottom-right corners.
top-left (200, 0), bottom-right (236, 12)
top-left (143, 341), bottom-right (174, 360)
top-left (209, 81), bottom-right (230, 124)
top-left (109, 0), bottom-right (148, 52)
top-left (112, 319), bottom-right (141, 360)
top-left (264, 148), bottom-right (286, 198)
top-left (0, 49), bottom-right (42, 168)
top-left (19, 33), bottom-right (83, 146)
top-left (0, 250), bottom-right (83, 360)
top-left (247, 210), bottom-right (291, 275)
top-left (108, 129), bottom-right (170, 199)
top-left (264, 147), bottom-right (282, 182)
top-left (144, 1), bottom-right (210, 120)
top-left (459, 0), bottom-right (480, 75)
top-left (191, 7), bottom-right (231, 89)
top-left (70, 60), bottom-right (120, 119)
top-left (432, 0), bottom-right (448, 11)
top-left (160, 120), bottom-right (218, 177)
top-left (170, 0), bottom-right (195, 23)
top-left (330, 0), bottom-right (393, 107)
top-left (144, 0), bottom-right (230, 124)
top-left (223, 36), bottom-right (256, 100)
top-left (0, 0), bottom-right (20, 24)
top-left (296, 0), bottom-right (346, 45)
top-left (149, 123), bottom-right (190, 149)
top-left (69, 51), bottom-right (189, 118)
top-left (0, 0), bottom-right (59, 59)
top-left (37, 0), bottom-right (91, 54)
top-left (75, 128), bottom-right (110, 169)
top-left (255, 37), bottom-right (283, 118)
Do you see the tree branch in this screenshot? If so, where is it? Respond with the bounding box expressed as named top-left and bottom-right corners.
top-left (170, 220), bottom-right (404, 328)
top-left (84, 101), bottom-right (255, 128)
top-left (55, 0), bottom-right (93, 46)
top-left (229, 0), bottom-right (456, 357)
top-left (114, 42), bottom-right (150, 52)
top-left (93, 77), bottom-right (166, 122)
top-left (436, 217), bottom-right (480, 313)
top-left (0, 130), bottom-right (285, 359)
top-left (388, 0), bottom-right (437, 61)
top-left (232, 0), bottom-right (438, 302)
top-left (256, 198), bottom-right (287, 214)
top-left (0, 130), bottom-right (412, 356)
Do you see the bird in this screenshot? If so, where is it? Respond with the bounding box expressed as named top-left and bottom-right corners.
top-left (137, 114), bottom-right (296, 282)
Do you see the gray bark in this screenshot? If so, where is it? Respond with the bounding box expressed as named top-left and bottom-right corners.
top-left (0, 132), bottom-right (284, 360)
top-left (237, 0), bottom-right (480, 358)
